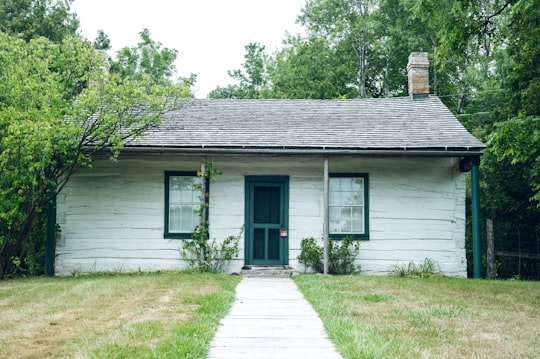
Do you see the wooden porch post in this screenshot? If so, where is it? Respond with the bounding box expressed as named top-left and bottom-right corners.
top-left (199, 156), bottom-right (207, 265)
top-left (323, 157), bottom-right (329, 274)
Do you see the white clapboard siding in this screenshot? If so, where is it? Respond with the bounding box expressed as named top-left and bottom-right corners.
top-left (55, 156), bottom-right (201, 275)
top-left (56, 154), bottom-right (467, 276)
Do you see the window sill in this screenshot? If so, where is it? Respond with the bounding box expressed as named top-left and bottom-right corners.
top-left (330, 234), bottom-right (370, 241)
top-left (164, 233), bottom-right (192, 239)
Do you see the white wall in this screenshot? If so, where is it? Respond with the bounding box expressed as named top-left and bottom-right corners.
top-left (56, 154), bottom-right (467, 277)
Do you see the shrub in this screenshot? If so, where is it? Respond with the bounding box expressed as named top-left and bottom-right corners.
top-left (298, 236), bottom-right (360, 275)
top-left (389, 258), bottom-right (441, 278)
top-left (298, 237), bottom-right (324, 273)
top-left (181, 227), bottom-right (242, 273)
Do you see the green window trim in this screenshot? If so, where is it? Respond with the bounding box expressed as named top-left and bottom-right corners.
top-left (164, 171), bottom-right (209, 239)
top-left (329, 173), bottom-right (369, 240)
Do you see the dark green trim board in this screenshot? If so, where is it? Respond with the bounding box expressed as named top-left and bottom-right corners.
top-left (329, 173), bottom-right (370, 240)
top-left (45, 187), bottom-right (56, 277)
top-left (471, 165), bottom-right (482, 278)
top-left (245, 176), bottom-right (289, 266)
top-left (164, 171), bottom-right (208, 239)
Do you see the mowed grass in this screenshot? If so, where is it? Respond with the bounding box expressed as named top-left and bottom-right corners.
top-left (294, 275), bottom-right (540, 359)
top-left (0, 272), bottom-right (241, 359)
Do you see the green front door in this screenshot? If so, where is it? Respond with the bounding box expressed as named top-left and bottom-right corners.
top-left (245, 176), bottom-right (289, 266)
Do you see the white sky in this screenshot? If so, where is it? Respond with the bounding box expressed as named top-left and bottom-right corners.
top-left (71, 0), bottom-right (306, 98)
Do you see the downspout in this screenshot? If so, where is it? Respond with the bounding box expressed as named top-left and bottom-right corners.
top-left (45, 186), bottom-right (56, 277)
top-left (471, 164), bottom-right (482, 278)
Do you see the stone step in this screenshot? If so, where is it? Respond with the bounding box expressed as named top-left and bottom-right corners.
top-left (240, 266), bottom-right (300, 278)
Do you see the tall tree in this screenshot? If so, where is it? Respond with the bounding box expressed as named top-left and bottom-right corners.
top-left (0, 0), bottom-right (79, 42)
top-left (372, 0), bottom-right (432, 97)
top-left (271, 36), bottom-right (358, 99)
top-left (298, 0), bottom-right (379, 98)
top-left (0, 33), bottom-right (192, 279)
top-left (502, 0), bottom-right (540, 118)
top-left (209, 42), bottom-right (271, 99)
top-left (93, 29), bottom-right (111, 50)
top-left (476, 0), bottom-right (540, 278)
top-left (111, 28), bottom-right (182, 86)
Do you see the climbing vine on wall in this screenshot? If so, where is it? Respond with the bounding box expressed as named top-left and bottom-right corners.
top-left (180, 158), bottom-right (241, 272)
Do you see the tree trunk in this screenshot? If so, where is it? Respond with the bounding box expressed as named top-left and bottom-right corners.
top-left (0, 209), bottom-right (38, 279)
top-left (384, 54), bottom-right (390, 97)
top-left (357, 40), bottom-right (367, 98)
top-left (457, 91), bottom-right (465, 115)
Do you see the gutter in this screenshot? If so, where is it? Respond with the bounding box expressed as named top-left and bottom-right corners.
top-left (117, 146), bottom-right (484, 157)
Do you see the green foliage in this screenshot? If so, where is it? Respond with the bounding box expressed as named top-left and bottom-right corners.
top-left (298, 236), bottom-right (361, 275)
top-left (180, 163), bottom-right (240, 273)
top-left (389, 258), bottom-right (441, 278)
top-left (110, 28), bottom-right (192, 86)
top-left (207, 84), bottom-right (245, 99)
top-left (182, 232), bottom-right (242, 274)
top-left (298, 0), bottom-right (379, 98)
top-left (93, 29), bottom-right (111, 50)
top-left (297, 237), bottom-right (324, 273)
top-left (486, 117), bottom-right (540, 206)
top-left (0, 32), bottom-right (192, 278)
top-left (0, 0), bottom-right (79, 42)
top-left (271, 36), bottom-right (358, 99)
top-left (504, 0), bottom-right (540, 117)
top-left (209, 42), bottom-right (271, 99)
top-left (478, 116), bottom-right (540, 279)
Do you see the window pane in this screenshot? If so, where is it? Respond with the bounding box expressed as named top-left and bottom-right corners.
top-left (169, 205), bottom-right (181, 232)
top-left (351, 178), bottom-right (363, 191)
top-left (352, 192), bottom-right (363, 205)
top-left (180, 205), bottom-right (195, 232)
top-left (340, 207), bottom-right (351, 232)
top-left (352, 207), bottom-right (364, 233)
top-left (341, 178), bottom-right (352, 191)
top-left (329, 207), bottom-right (341, 233)
top-left (329, 189), bottom-right (340, 206)
top-left (169, 177), bottom-right (182, 203)
top-left (342, 192), bottom-right (353, 205)
top-left (167, 175), bottom-right (200, 234)
top-left (329, 178), bottom-right (340, 191)
top-left (328, 176), bottom-right (366, 235)
top-left (179, 188), bottom-right (191, 202)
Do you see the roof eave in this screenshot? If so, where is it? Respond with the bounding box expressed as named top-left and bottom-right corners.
top-left (119, 145), bottom-right (484, 157)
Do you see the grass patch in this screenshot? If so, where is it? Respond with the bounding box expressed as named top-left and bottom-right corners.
top-left (0, 272), bottom-right (241, 359)
top-left (293, 275), bottom-right (540, 359)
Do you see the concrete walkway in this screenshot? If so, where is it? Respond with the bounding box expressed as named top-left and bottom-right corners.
top-left (206, 277), bottom-right (344, 359)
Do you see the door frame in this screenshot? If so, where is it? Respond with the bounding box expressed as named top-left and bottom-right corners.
top-left (244, 176), bottom-right (289, 266)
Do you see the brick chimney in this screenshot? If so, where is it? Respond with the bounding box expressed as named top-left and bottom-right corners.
top-left (407, 52), bottom-right (430, 99)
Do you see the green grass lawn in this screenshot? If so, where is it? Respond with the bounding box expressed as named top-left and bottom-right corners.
top-left (294, 275), bottom-right (540, 359)
top-left (2, 272), bottom-right (538, 358)
top-left (0, 272), bottom-right (241, 359)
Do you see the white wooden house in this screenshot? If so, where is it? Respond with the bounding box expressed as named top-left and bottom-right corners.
top-left (54, 53), bottom-right (485, 276)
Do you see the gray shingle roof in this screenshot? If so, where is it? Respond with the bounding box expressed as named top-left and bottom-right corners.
top-left (131, 97), bottom-right (484, 155)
